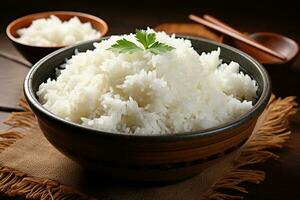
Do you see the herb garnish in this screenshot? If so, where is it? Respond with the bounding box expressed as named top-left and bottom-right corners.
top-left (107, 29), bottom-right (175, 55)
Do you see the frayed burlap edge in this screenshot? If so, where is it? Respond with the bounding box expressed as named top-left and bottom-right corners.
top-left (0, 98), bottom-right (94, 200)
top-left (0, 167), bottom-right (92, 200)
top-left (0, 95), bottom-right (298, 200)
top-left (205, 95), bottom-right (298, 199)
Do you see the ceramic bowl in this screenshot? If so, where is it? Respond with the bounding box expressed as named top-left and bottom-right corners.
top-left (23, 36), bottom-right (271, 182)
top-left (6, 11), bottom-right (108, 64)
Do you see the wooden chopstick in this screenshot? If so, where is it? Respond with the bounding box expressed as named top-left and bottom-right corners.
top-left (203, 14), bottom-right (243, 35)
top-left (189, 14), bottom-right (286, 60)
top-left (203, 14), bottom-right (259, 43)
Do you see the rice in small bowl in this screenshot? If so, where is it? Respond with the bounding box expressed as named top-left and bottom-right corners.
top-left (16, 15), bottom-right (101, 47)
top-left (24, 30), bottom-right (271, 181)
top-left (6, 11), bottom-right (108, 63)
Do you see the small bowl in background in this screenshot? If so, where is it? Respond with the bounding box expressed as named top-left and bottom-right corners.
top-left (6, 11), bottom-right (108, 64)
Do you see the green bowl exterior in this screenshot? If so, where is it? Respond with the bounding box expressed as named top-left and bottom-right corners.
top-left (23, 36), bottom-right (271, 181)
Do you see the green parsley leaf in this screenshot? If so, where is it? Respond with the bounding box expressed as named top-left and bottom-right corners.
top-left (107, 38), bottom-right (142, 54)
top-left (148, 41), bottom-right (175, 55)
top-left (107, 29), bottom-right (175, 55)
top-left (135, 29), bottom-right (156, 49)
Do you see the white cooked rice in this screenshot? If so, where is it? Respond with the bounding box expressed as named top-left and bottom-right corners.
top-left (37, 29), bottom-right (258, 135)
top-left (17, 15), bottom-right (101, 46)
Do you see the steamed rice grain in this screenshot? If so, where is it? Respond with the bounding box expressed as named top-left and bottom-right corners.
top-left (17, 15), bottom-right (101, 46)
top-left (37, 29), bottom-right (258, 135)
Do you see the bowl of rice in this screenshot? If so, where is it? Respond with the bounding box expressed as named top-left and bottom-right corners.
top-left (6, 11), bottom-right (108, 64)
top-left (24, 29), bottom-right (271, 182)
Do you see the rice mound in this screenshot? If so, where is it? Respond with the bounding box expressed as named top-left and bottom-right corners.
top-left (37, 29), bottom-right (258, 135)
top-left (17, 15), bottom-right (101, 46)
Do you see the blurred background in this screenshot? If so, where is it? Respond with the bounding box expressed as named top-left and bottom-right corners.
top-left (0, 0), bottom-right (299, 199)
top-left (0, 0), bottom-right (299, 36)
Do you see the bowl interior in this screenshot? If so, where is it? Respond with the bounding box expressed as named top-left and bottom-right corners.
top-left (250, 32), bottom-right (299, 62)
top-left (25, 36), bottom-right (270, 139)
top-left (7, 11), bottom-right (108, 48)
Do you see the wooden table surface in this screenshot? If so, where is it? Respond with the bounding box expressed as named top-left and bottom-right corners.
top-left (0, 1), bottom-right (299, 199)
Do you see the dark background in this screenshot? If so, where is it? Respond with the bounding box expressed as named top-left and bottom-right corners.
top-left (0, 0), bottom-right (299, 36)
top-left (0, 0), bottom-right (300, 199)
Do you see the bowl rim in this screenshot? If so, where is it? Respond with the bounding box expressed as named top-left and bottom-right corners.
top-left (24, 36), bottom-right (271, 141)
top-left (6, 10), bottom-right (109, 49)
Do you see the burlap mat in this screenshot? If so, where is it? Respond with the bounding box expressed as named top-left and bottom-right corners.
top-left (0, 95), bottom-right (297, 200)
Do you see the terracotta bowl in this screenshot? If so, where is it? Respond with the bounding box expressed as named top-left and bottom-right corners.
top-left (6, 11), bottom-right (108, 64)
top-left (23, 36), bottom-right (271, 182)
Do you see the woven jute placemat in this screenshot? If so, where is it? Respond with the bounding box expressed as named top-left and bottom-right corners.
top-left (0, 95), bottom-right (297, 200)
